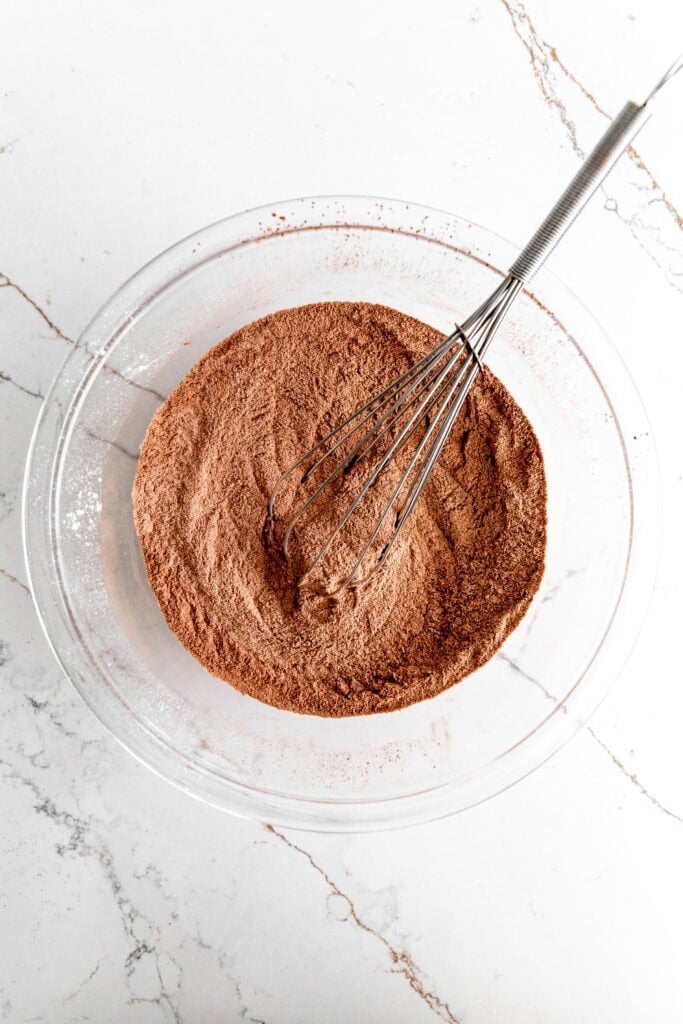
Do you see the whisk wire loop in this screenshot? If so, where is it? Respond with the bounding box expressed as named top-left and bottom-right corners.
top-left (267, 59), bottom-right (680, 595)
top-left (268, 276), bottom-right (523, 594)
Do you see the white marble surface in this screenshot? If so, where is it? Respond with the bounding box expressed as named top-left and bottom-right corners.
top-left (2, 1), bottom-right (683, 1021)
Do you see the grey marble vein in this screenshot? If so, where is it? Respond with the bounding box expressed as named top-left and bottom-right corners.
top-left (499, 652), bottom-right (683, 824)
top-left (193, 929), bottom-right (267, 1024)
top-left (0, 486), bottom-right (17, 523)
top-left (84, 427), bottom-right (139, 463)
top-left (0, 269), bottom-right (165, 402)
top-left (1, 761), bottom-right (185, 1022)
top-left (0, 370), bottom-right (43, 401)
top-left (62, 963), bottom-right (101, 1005)
top-left (585, 726), bottom-right (683, 825)
top-left (24, 692), bottom-right (108, 758)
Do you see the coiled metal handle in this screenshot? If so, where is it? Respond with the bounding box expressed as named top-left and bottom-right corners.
top-left (509, 101), bottom-right (648, 282)
top-left (509, 55), bottom-right (683, 283)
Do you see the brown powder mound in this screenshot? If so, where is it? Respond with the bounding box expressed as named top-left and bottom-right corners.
top-left (133, 301), bottom-right (546, 717)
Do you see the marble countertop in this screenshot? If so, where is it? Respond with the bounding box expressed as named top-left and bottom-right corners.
top-left (2, 1), bottom-right (683, 1021)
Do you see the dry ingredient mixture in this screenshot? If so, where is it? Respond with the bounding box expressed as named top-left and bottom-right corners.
top-left (133, 301), bottom-right (547, 716)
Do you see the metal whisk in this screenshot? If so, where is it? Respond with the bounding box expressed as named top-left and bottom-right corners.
top-left (269, 57), bottom-right (682, 596)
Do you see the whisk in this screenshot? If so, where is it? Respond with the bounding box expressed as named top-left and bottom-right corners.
top-left (269, 57), bottom-right (682, 596)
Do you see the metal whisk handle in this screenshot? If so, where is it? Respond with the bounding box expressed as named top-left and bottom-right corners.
top-left (509, 101), bottom-right (648, 282)
top-left (509, 54), bottom-right (683, 283)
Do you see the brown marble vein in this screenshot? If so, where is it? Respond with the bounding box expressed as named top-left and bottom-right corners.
top-left (266, 826), bottom-right (461, 1024)
top-left (498, 0), bottom-right (683, 285)
top-left (0, 271), bottom-right (72, 343)
top-left (0, 565), bottom-right (31, 596)
top-left (519, 28), bottom-right (683, 232)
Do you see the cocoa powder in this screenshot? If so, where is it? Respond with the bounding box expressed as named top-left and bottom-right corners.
top-left (133, 301), bottom-right (547, 716)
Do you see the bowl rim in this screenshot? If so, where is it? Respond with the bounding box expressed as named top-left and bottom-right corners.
top-left (22, 194), bottom-right (661, 831)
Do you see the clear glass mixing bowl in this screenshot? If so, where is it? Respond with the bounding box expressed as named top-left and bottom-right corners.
top-left (23, 197), bottom-right (659, 831)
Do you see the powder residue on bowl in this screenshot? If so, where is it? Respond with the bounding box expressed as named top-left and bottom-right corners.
top-left (132, 301), bottom-right (547, 716)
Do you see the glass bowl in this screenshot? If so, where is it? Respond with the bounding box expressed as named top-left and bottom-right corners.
top-left (23, 196), bottom-right (659, 831)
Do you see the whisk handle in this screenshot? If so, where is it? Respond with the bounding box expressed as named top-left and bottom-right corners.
top-left (509, 100), bottom-right (649, 282)
top-left (509, 54), bottom-right (683, 283)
